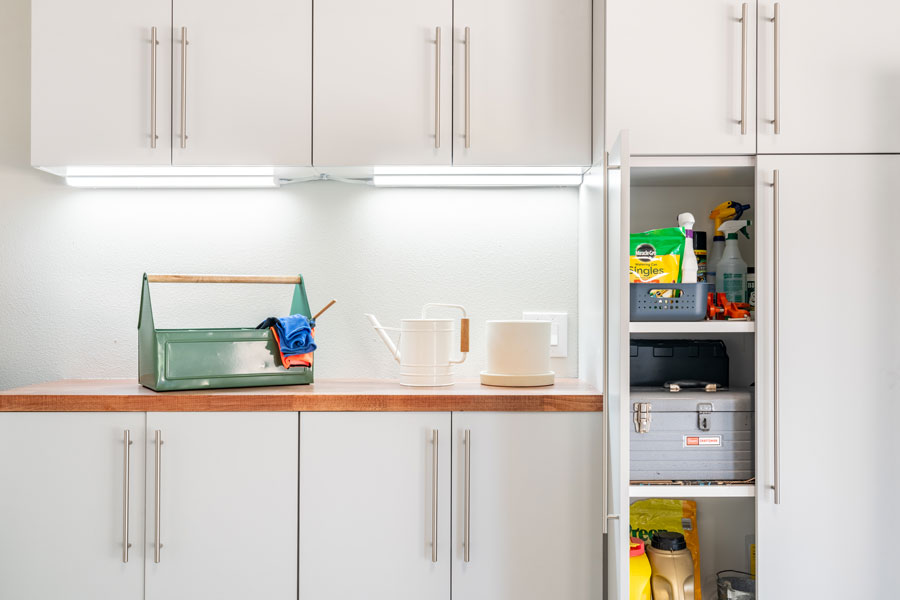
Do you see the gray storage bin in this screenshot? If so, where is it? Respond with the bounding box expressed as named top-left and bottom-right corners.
top-left (630, 283), bottom-right (712, 322)
top-left (630, 388), bottom-right (754, 481)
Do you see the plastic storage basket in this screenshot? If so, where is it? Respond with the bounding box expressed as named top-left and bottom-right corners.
top-left (138, 273), bottom-right (314, 391)
top-left (630, 282), bottom-right (713, 322)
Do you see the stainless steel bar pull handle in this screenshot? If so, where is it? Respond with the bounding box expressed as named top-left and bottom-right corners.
top-left (740, 3), bottom-right (748, 135)
top-left (431, 429), bottom-right (439, 562)
top-left (772, 170), bottom-right (782, 504)
top-left (434, 27), bottom-right (441, 149)
top-left (180, 27), bottom-right (189, 149)
top-left (122, 429), bottom-right (133, 563)
top-left (150, 27), bottom-right (159, 148)
top-left (770, 3), bottom-right (780, 134)
top-left (463, 429), bottom-right (471, 562)
top-left (464, 27), bottom-right (471, 149)
top-left (154, 429), bottom-right (164, 562)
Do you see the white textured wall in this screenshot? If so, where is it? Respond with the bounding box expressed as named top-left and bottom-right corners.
top-left (0, 0), bottom-right (579, 390)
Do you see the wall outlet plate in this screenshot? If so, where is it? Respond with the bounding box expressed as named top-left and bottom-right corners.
top-left (522, 312), bottom-right (568, 358)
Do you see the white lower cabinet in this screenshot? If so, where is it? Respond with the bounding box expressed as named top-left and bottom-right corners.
top-left (145, 412), bottom-right (298, 600)
top-left (0, 413), bottom-right (145, 600)
top-left (299, 412), bottom-right (451, 599)
top-left (451, 412), bottom-right (604, 600)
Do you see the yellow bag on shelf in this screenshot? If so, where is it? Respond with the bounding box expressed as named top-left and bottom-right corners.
top-left (630, 498), bottom-right (701, 600)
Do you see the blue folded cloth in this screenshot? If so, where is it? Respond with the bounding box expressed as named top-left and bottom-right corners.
top-left (257, 314), bottom-right (317, 356)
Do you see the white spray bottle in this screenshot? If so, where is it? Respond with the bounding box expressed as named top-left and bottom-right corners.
top-left (677, 212), bottom-right (698, 283)
top-left (715, 220), bottom-right (750, 302)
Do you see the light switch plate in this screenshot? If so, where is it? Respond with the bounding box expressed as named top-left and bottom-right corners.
top-left (522, 312), bottom-right (568, 358)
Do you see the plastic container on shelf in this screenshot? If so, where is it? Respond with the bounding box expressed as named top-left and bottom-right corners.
top-left (647, 531), bottom-right (695, 600)
top-left (630, 537), bottom-right (653, 600)
top-left (630, 283), bottom-right (713, 322)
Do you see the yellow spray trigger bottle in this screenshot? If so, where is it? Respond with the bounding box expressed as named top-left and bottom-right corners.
top-left (708, 201), bottom-right (750, 285)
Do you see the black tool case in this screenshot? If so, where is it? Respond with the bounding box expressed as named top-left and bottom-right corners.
top-left (630, 339), bottom-right (729, 389)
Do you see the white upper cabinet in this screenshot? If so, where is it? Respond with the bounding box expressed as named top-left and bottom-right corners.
top-left (299, 413), bottom-right (451, 600)
top-left (31, 0), bottom-right (172, 167)
top-left (451, 412), bottom-right (603, 600)
top-left (145, 412), bottom-right (297, 600)
top-left (172, 0), bottom-right (312, 166)
top-left (606, 0), bottom-right (757, 156)
top-left (452, 0), bottom-right (592, 166)
top-left (757, 1), bottom-right (900, 153)
top-left (314, 0), bottom-right (452, 166)
top-left (0, 413), bottom-right (145, 600)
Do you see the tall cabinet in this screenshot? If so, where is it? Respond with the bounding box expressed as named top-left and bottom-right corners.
top-left (754, 156), bottom-right (900, 597)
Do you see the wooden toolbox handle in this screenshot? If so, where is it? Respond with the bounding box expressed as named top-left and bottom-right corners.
top-left (146, 274), bottom-right (302, 284)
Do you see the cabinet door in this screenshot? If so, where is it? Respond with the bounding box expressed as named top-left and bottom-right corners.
top-left (757, 1), bottom-right (900, 153)
top-left (452, 0), bottom-right (591, 166)
top-left (299, 412), bottom-right (451, 600)
top-left (606, 0), bottom-right (756, 155)
top-left (755, 156), bottom-right (900, 597)
top-left (172, 0), bottom-right (311, 165)
top-left (0, 413), bottom-right (145, 599)
top-left (451, 412), bottom-right (603, 600)
top-left (606, 132), bottom-right (632, 600)
top-left (314, 0), bottom-right (451, 166)
top-left (145, 413), bottom-right (297, 600)
top-left (31, 0), bottom-right (172, 167)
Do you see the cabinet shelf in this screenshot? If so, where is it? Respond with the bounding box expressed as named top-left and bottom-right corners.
top-left (629, 320), bottom-right (755, 334)
top-left (629, 484), bottom-right (755, 499)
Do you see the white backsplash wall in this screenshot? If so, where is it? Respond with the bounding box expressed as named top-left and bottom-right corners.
top-left (0, 1), bottom-right (578, 390)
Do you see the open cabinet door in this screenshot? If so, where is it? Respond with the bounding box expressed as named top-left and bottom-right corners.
top-left (605, 131), bottom-right (631, 600)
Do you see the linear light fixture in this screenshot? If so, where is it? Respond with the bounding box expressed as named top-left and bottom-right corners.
top-left (63, 166), bottom-right (279, 188)
top-left (371, 165), bottom-right (585, 187)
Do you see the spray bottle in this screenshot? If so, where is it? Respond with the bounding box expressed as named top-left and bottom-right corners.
top-left (715, 220), bottom-right (751, 302)
top-left (708, 201), bottom-right (751, 285)
top-left (677, 212), bottom-right (698, 283)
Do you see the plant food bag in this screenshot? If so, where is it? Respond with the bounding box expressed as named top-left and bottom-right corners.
top-left (630, 498), bottom-right (701, 600)
top-left (629, 227), bottom-right (687, 284)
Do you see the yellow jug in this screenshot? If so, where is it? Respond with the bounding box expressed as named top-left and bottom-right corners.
top-left (630, 537), bottom-right (652, 600)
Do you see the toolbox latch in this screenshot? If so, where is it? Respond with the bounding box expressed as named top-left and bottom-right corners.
top-left (634, 402), bottom-right (652, 434)
top-left (697, 402), bottom-right (713, 431)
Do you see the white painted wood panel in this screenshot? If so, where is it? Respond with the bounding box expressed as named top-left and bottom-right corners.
top-left (606, 0), bottom-right (757, 155)
top-left (298, 412), bottom-right (451, 600)
top-left (606, 131), bottom-right (631, 600)
top-left (757, 1), bottom-right (900, 153)
top-left (31, 0), bottom-right (172, 166)
top-left (145, 412), bottom-right (297, 600)
top-left (452, 0), bottom-right (591, 165)
top-left (0, 413), bottom-right (145, 599)
top-left (172, 0), bottom-right (311, 165)
top-left (451, 412), bottom-right (603, 600)
top-left (313, 0), bottom-right (452, 166)
top-left (755, 155), bottom-right (900, 597)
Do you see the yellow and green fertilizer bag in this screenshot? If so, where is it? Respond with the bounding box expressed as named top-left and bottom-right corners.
top-left (630, 498), bottom-right (701, 600)
top-left (629, 227), bottom-right (687, 284)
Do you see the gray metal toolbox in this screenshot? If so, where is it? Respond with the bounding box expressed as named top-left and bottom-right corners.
top-left (630, 388), bottom-right (754, 481)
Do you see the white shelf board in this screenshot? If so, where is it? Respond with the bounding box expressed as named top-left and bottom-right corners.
top-left (630, 320), bottom-right (755, 334)
top-left (630, 484), bottom-right (756, 499)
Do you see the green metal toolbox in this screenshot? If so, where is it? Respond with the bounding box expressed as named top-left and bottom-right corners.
top-left (138, 273), bottom-right (314, 391)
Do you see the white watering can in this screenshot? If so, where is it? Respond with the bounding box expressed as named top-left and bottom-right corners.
top-left (366, 304), bottom-right (469, 386)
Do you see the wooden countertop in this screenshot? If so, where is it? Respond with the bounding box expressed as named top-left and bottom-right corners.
top-left (0, 379), bottom-right (602, 412)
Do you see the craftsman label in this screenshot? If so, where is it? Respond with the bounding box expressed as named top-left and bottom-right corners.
top-left (684, 435), bottom-right (721, 447)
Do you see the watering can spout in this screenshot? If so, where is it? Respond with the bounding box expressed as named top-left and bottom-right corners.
top-left (365, 314), bottom-right (401, 364)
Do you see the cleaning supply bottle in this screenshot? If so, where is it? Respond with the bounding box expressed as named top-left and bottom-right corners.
top-left (677, 213), bottom-right (698, 283)
top-left (647, 531), bottom-right (695, 600)
top-left (707, 201), bottom-right (751, 285)
top-left (630, 537), bottom-right (652, 600)
top-left (694, 231), bottom-right (707, 282)
top-left (715, 220), bottom-right (750, 303)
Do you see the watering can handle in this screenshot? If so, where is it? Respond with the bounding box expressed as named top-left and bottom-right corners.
top-left (147, 274), bottom-right (302, 284)
top-left (422, 304), bottom-right (470, 362)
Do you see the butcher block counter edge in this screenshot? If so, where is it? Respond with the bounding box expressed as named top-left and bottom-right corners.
top-left (0, 379), bottom-right (602, 412)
